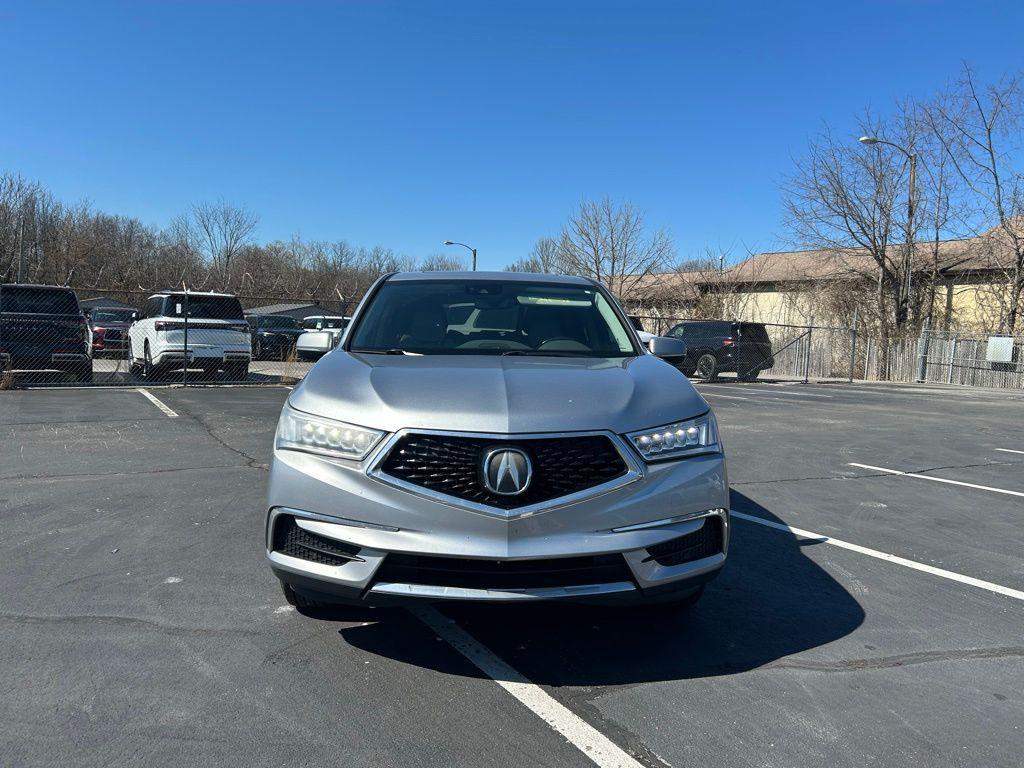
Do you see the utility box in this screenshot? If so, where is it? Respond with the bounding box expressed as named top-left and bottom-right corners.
top-left (986, 336), bottom-right (1014, 364)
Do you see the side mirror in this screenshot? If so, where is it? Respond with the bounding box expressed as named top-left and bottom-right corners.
top-left (649, 336), bottom-right (687, 358)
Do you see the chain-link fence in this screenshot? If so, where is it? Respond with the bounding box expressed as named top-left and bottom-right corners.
top-left (631, 315), bottom-right (860, 382)
top-left (0, 284), bottom-right (350, 387)
top-left (630, 314), bottom-right (1024, 389)
top-left (5, 284), bottom-right (1023, 391)
top-left (915, 330), bottom-right (1024, 388)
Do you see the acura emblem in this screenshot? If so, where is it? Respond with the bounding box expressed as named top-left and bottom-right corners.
top-left (482, 448), bottom-right (532, 496)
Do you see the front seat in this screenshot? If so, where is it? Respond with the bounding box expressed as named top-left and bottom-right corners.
top-left (399, 305), bottom-right (447, 348)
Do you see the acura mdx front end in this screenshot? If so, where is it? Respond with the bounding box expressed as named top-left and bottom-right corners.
top-left (266, 272), bottom-right (729, 609)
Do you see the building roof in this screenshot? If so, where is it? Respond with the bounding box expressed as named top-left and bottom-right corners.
top-left (78, 296), bottom-right (138, 309)
top-left (725, 221), bottom-right (1021, 286)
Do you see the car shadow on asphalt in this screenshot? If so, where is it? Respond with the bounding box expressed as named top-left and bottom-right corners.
top-left (324, 489), bottom-right (865, 685)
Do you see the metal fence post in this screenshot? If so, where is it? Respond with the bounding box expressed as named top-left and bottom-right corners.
top-left (947, 336), bottom-right (957, 384)
top-left (182, 288), bottom-right (189, 388)
top-left (915, 317), bottom-right (931, 383)
top-left (803, 317), bottom-right (814, 384)
top-left (849, 308), bottom-right (859, 382)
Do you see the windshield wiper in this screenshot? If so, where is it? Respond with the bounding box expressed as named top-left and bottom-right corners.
top-left (354, 348), bottom-right (412, 355)
top-left (500, 350), bottom-right (587, 357)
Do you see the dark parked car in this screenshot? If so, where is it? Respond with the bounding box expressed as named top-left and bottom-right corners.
top-left (664, 320), bottom-right (774, 381)
top-left (86, 307), bottom-right (138, 358)
top-left (0, 284), bottom-right (92, 382)
top-left (247, 314), bottom-right (304, 360)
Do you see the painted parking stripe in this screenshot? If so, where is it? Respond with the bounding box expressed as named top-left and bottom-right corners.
top-left (996, 448), bottom-right (1024, 456)
top-left (848, 462), bottom-right (1024, 498)
top-left (727, 386), bottom-right (833, 399)
top-left (701, 392), bottom-right (753, 401)
top-left (410, 605), bottom-right (644, 768)
top-left (136, 388), bottom-right (178, 418)
top-left (732, 510), bottom-right (1024, 601)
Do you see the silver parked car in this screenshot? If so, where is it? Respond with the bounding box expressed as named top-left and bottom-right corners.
top-left (295, 315), bottom-right (351, 360)
top-left (266, 272), bottom-right (728, 609)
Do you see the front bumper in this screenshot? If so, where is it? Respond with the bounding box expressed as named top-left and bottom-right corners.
top-left (265, 438), bottom-right (729, 604)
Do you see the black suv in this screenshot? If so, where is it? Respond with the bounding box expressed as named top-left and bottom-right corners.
top-left (247, 314), bottom-right (304, 360)
top-left (664, 320), bottom-right (774, 381)
top-left (0, 284), bottom-right (92, 382)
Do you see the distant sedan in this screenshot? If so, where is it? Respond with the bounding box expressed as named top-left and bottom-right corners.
top-left (295, 315), bottom-right (351, 361)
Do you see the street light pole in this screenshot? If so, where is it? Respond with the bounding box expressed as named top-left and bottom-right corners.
top-left (859, 136), bottom-right (917, 326)
top-left (443, 240), bottom-right (477, 271)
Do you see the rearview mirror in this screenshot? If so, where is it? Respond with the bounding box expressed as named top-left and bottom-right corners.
top-left (648, 336), bottom-right (687, 358)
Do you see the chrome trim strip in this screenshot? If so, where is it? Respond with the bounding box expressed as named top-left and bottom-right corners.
top-left (369, 581), bottom-right (637, 601)
top-left (366, 428), bottom-right (644, 520)
top-left (611, 507), bottom-right (727, 533)
top-left (271, 506), bottom-right (401, 533)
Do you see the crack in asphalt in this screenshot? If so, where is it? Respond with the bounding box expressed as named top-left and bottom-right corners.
top-left (764, 646), bottom-right (1024, 671)
top-left (733, 459), bottom-right (1020, 487)
top-left (172, 403), bottom-right (270, 471)
top-left (1, 463), bottom-right (254, 483)
top-left (0, 612), bottom-right (258, 637)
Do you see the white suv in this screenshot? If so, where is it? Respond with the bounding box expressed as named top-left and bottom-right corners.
top-left (128, 291), bottom-right (251, 380)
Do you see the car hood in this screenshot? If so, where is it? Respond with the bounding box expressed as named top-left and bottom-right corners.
top-left (289, 352), bottom-right (708, 434)
top-left (261, 328), bottom-right (304, 336)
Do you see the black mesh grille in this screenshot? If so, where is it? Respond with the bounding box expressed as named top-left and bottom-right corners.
top-left (272, 515), bottom-right (361, 566)
top-left (373, 552), bottom-right (634, 590)
top-left (643, 517), bottom-right (723, 566)
top-left (379, 433), bottom-right (628, 509)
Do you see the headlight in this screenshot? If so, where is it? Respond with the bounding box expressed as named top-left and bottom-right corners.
top-left (276, 404), bottom-right (384, 461)
top-left (627, 412), bottom-right (718, 462)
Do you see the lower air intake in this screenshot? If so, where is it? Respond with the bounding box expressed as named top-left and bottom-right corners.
top-left (373, 552), bottom-right (634, 591)
top-left (643, 517), bottom-right (723, 566)
top-left (272, 515), bottom-right (362, 567)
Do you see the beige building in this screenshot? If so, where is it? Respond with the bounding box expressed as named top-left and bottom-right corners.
top-left (632, 224), bottom-right (1021, 333)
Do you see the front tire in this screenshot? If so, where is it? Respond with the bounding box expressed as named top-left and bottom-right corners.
top-left (281, 581), bottom-right (329, 610)
top-left (695, 353), bottom-right (719, 382)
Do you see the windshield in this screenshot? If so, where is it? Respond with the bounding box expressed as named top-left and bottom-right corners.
top-left (259, 315), bottom-right (300, 329)
top-left (91, 309), bottom-right (136, 323)
top-left (1, 287), bottom-right (80, 315)
top-left (164, 294), bottom-right (244, 320)
top-left (349, 280), bottom-right (637, 357)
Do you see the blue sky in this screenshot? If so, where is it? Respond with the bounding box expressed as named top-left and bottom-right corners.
top-left (1, 0), bottom-right (1021, 269)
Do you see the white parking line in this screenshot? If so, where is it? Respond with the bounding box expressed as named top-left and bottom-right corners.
top-left (848, 462), bottom-right (1024, 498)
top-left (136, 388), bottom-right (178, 418)
top-left (732, 510), bottom-right (1024, 601)
top-left (410, 605), bottom-right (644, 768)
top-left (701, 392), bottom-right (752, 401)
top-left (996, 448), bottom-right (1024, 456)
top-left (717, 386), bottom-right (833, 399)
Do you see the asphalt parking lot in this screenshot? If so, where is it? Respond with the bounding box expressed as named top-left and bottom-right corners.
top-left (2, 380), bottom-right (1022, 767)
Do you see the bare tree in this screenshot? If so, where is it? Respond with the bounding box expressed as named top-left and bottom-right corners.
top-left (418, 253), bottom-right (467, 271)
top-left (556, 198), bottom-right (674, 300)
top-left (784, 113), bottom-right (922, 375)
top-left (504, 237), bottom-right (565, 273)
top-left (927, 65), bottom-right (1024, 332)
top-left (171, 200), bottom-right (258, 289)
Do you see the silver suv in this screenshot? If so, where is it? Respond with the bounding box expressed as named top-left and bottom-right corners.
top-left (266, 272), bottom-right (728, 609)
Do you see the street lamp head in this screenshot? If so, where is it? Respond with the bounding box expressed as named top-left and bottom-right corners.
top-left (858, 136), bottom-right (879, 145)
